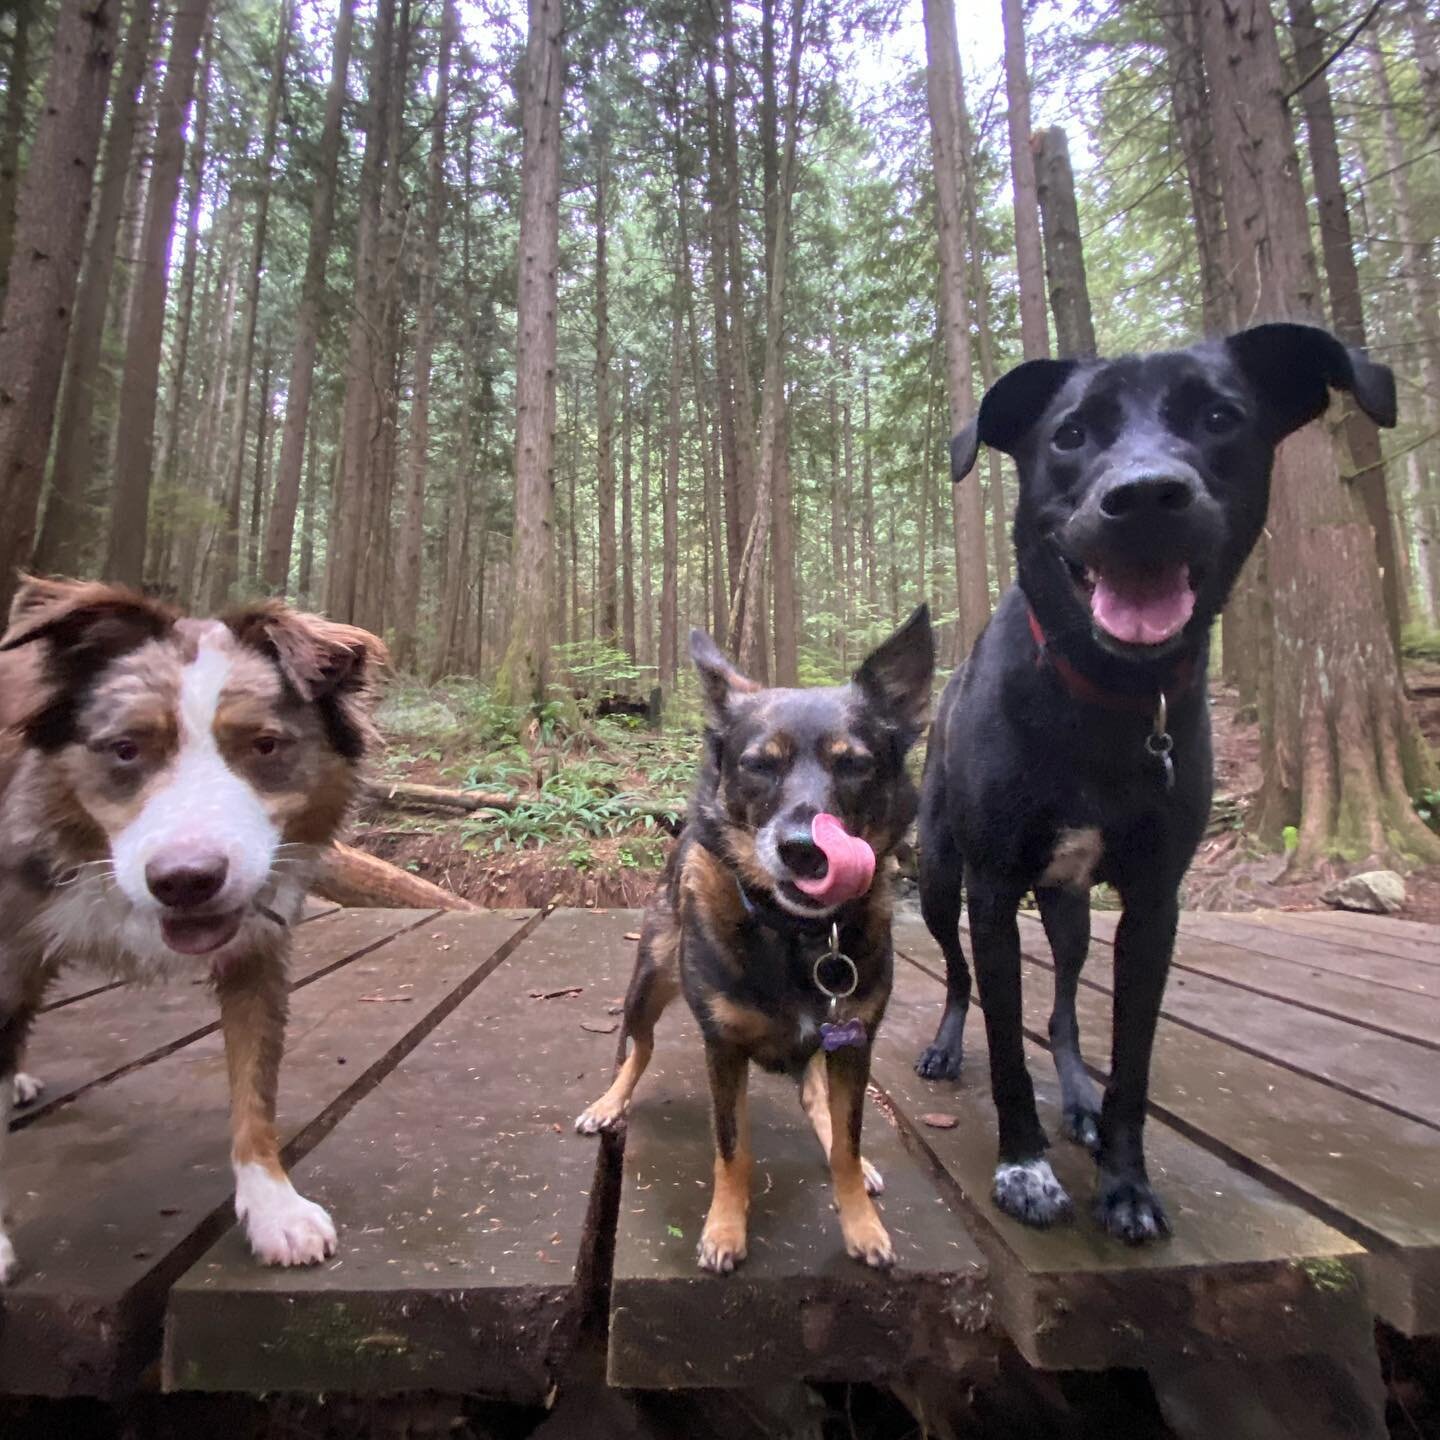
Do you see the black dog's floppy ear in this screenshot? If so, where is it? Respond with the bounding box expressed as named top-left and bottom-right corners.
top-left (951, 358), bottom-right (1081, 481)
top-left (853, 603), bottom-right (934, 745)
top-left (690, 628), bottom-right (758, 725)
top-left (1225, 323), bottom-right (1397, 442)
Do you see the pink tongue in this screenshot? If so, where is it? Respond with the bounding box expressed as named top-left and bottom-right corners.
top-left (1090, 564), bottom-right (1194, 646)
top-left (793, 813), bottom-right (876, 905)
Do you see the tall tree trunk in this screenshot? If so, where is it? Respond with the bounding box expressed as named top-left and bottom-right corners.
top-left (0, 0), bottom-right (119, 611)
top-left (392, 0), bottom-right (454, 671)
top-left (621, 357), bottom-right (637, 659)
top-left (145, 24), bottom-right (211, 595)
top-left (1367, 36), bottom-right (1440, 633)
top-left (731, 0), bottom-right (803, 675)
top-left (1289, 0), bottom-right (1401, 649)
top-left (922, 0), bottom-right (988, 656)
top-left (297, 410), bottom-right (323, 605)
top-left (640, 398), bottom-right (654, 665)
top-left (245, 339), bottom-right (273, 585)
top-left (0, 0), bottom-right (34, 298)
top-left (101, 0), bottom-right (209, 588)
top-left (1407, 450), bottom-right (1439, 625)
top-left (264, 0), bottom-right (356, 593)
top-left (862, 370), bottom-right (877, 611)
top-left (35, 0), bottom-right (157, 574)
top-left (494, 0), bottom-right (563, 708)
top-left (594, 125), bottom-right (618, 646)
top-left (207, 0), bottom-right (290, 607)
top-left (326, 0), bottom-right (396, 622)
top-left (1161, 0), bottom-right (1234, 338)
top-left (1033, 126), bottom-right (1097, 360)
top-left (772, 398), bottom-right (797, 683)
top-left (1199, 0), bottom-right (1440, 872)
top-left (660, 305), bottom-right (681, 685)
top-left (1001, 0), bottom-right (1049, 360)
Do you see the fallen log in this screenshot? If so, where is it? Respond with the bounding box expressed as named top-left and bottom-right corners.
top-left (362, 778), bottom-right (517, 814)
top-left (312, 841), bottom-right (476, 911)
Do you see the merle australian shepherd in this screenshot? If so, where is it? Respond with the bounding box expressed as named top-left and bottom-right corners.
top-left (576, 608), bottom-right (934, 1273)
top-left (0, 576), bottom-right (385, 1282)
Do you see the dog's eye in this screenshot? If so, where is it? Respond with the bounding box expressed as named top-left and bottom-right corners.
top-left (1052, 421), bottom-right (1085, 451)
top-left (109, 738), bottom-right (140, 764)
top-left (738, 751), bottom-right (779, 777)
top-left (252, 734), bottom-right (285, 758)
top-left (1202, 402), bottom-right (1243, 435)
top-left (833, 751), bottom-right (873, 778)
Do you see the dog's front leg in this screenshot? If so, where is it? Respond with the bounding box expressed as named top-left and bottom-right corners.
top-left (969, 872), bottom-right (1073, 1226)
top-left (217, 955), bottom-right (337, 1266)
top-left (1095, 888), bottom-right (1178, 1243)
top-left (697, 1039), bottom-right (751, 1274)
top-left (827, 1043), bottom-right (893, 1268)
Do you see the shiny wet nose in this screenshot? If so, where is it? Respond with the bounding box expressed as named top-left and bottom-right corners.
top-left (1098, 474), bottom-right (1196, 519)
top-left (146, 856), bottom-right (228, 909)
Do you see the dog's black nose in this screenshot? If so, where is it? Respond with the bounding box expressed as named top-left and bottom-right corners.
top-left (1099, 474), bottom-right (1195, 519)
top-left (777, 832), bottom-right (828, 881)
top-left (146, 857), bottom-right (229, 909)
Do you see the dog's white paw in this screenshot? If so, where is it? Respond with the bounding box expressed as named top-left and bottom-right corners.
top-left (993, 1158), bottom-right (1072, 1227)
top-left (0, 1229), bottom-right (17, 1285)
top-left (574, 1097), bottom-right (628, 1134)
top-left (12, 1072), bottom-right (43, 1107)
top-left (235, 1164), bottom-right (337, 1267)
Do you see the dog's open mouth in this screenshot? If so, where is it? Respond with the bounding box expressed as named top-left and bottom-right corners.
top-left (1066, 556), bottom-right (1198, 648)
top-left (160, 910), bottom-right (244, 956)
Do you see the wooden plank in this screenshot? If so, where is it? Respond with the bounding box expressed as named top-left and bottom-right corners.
top-left (164, 909), bottom-right (633, 1400)
top-left (0, 908), bottom-right (536, 1398)
top-left (1023, 914), bottom-right (1440, 1125)
top-left (16, 909), bottom-right (440, 1128)
top-left (1178, 912), bottom-right (1437, 997)
top-left (874, 940), bottom-right (1370, 1371)
top-left (1225, 908), bottom-right (1440, 969)
top-left (1077, 912), bottom-right (1440, 1054)
top-left (895, 916), bottom-right (1440, 1337)
top-left (606, 998), bottom-right (991, 1390)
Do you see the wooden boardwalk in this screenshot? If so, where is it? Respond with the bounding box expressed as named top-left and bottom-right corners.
top-left (1, 903), bottom-right (1435, 1434)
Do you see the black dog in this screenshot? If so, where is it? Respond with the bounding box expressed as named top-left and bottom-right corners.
top-left (915, 323), bottom-right (1396, 1242)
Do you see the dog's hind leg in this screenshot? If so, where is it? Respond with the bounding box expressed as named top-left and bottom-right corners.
top-left (575, 914), bottom-right (678, 1134)
top-left (1035, 886), bottom-right (1102, 1153)
top-left (969, 871), bottom-right (1073, 1227)
top-left (219, 954), bottom-right (337, 1267)
top-left (799, 1051), bottom-right (883, 1194)
top-left (914, 806), bottom-right (971, 1081)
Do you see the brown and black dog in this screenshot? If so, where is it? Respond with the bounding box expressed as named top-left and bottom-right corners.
top-left (0, 576), bottom-right (385, 1281)
top-left (576, 607), bottom-right (933, 1272)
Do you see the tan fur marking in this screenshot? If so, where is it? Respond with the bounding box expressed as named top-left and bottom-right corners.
top-left (1040, 826), bottom-right (1103, 892)
top-left (218, 955), bottom-right (289, 1181)
top-left (707, 993), bottom-right (772, 1047)
top-left (681, 843), bottom-right (747, 930)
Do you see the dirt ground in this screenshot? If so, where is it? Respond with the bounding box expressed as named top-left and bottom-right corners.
top-left (355, 664), bottom-right (1440, 924)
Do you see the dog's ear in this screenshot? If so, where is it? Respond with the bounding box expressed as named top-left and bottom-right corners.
top-left (227, 601), bottom-right (388, 759)
top-left (689, 628), bottom-right (758, 725)
top-left (1225, 323), bottom-right (1397, 442)
top-left (951, 359), bottom-right (1081, 480)
top-left (0, 574), bottom-right (172, 656)
top-left (853, 603), bottom-right (934, 746)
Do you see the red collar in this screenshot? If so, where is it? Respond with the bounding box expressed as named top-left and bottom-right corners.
top-left (1027, 608), bottom-right (1196, 715)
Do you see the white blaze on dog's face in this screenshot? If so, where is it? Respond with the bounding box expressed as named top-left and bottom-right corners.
top-left (2, 582), bottom-right (380, 975)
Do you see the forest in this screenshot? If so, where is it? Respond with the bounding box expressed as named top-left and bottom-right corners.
top-left (0, 0), bottom-right (1438, 903)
